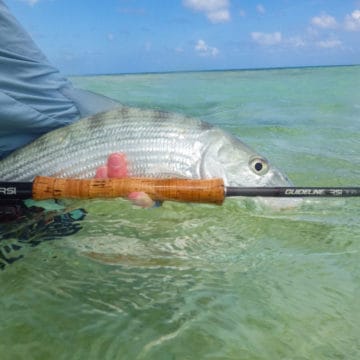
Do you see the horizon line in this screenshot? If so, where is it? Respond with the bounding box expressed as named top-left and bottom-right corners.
top-left (68, 63), bottom-right (360, 78)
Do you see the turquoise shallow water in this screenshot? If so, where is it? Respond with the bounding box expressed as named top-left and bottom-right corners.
top-left (1, 66), bottom-right (359, 359)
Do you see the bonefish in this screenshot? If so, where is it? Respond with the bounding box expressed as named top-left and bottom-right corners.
top-left (0, 106), bottom-right (292, 192)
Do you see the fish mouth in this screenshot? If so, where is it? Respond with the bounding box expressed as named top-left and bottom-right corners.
top-left (260, 169), bottom-right (303, 210)
top-left (267, 165), bottom-right (294, 187)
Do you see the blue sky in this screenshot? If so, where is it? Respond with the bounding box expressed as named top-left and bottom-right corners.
top-left (6, 0), bottom-right (360, 75)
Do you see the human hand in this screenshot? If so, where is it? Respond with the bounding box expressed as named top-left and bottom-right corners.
top-left (95, 153), bottom-right (155, 208)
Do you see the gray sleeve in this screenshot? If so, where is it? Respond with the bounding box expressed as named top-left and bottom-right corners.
top-left (0, 0), bottom-right (118, 159)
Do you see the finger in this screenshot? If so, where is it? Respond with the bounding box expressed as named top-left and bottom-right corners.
top-left (95, 165), bottom-right (108, 178)
top-left (128, 192), bottom-right (155, 208)
top-left (107, 153), bottom-right (128, 178)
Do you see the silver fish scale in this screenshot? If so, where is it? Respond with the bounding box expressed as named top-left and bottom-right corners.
top-left (0, 107), bottom-right (213, 181)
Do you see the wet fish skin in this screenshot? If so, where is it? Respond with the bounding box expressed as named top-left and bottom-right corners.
top-left (0, 106), bottom-right (292, 189)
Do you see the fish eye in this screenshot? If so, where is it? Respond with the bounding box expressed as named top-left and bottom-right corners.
top-left (249, 157), bottom-right (269, 176)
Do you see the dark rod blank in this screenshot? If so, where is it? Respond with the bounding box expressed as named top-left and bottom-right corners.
top-left (0, 182), bottom-right (33, 199)
top-left (225, 186), bottom-right (360, 197)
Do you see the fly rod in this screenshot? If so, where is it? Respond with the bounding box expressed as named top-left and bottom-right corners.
top-left (0, 176), bottom-right (359, 205)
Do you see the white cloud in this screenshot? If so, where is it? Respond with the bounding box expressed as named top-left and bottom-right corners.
top-left (19, 0), bottom-right (40, 5)
top-left (207, 9), bottom-right (230, 23)
top-left (306, 26), bottom-right (319, 38)
top-left (256, 4), bottom-right (266, 14)
top-left (144, 41), bottom-right (152, 52)
top-left (183, 0), bottom-right (230, 23)
top-left (107, 33), bottom-right (115, 41)
top-left (118, 7), bottom-right (146, 15)
top-left (251, 31), bottom-right (282, 46)
top-left (286, 36), bottom-right (306, 48)
top-left (344, 9), bottom-right (360, 31)
top-left (195, 39), bottom-right (219, 57)
top-left (311, 13), bottom-right (337, 29)
top-left (316, 39), bottom-right (342, 48)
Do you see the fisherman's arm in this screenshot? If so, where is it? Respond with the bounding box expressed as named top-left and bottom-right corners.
top-left (0, 0), bottom-right (118, 159)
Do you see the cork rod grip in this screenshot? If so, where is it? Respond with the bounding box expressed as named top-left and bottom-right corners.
top-left (32, 176), bottom-right (225, 205)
